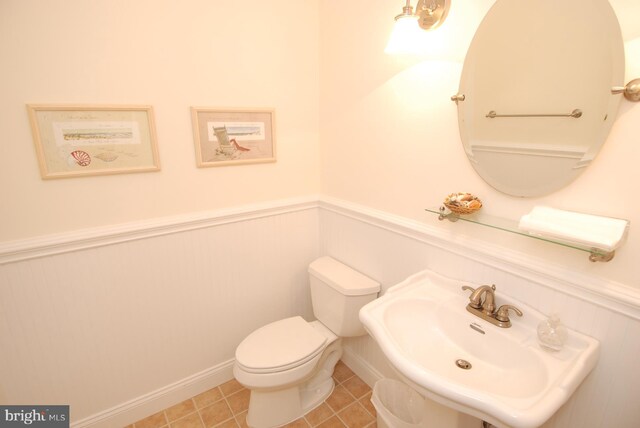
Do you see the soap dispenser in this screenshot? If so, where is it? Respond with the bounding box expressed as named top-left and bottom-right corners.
top-left (537, 314), bottom-right (568, 352)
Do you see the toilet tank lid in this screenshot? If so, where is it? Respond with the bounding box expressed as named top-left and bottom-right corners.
top-left (308, 256), bottom-right (380, 296)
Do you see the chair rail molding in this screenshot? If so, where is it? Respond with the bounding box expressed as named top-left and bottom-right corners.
top-left (0, 195), bottom-right (320, 265)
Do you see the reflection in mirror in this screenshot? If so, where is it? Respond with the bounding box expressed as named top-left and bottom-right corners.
top-left (455, 0), bottom-right (625, 197)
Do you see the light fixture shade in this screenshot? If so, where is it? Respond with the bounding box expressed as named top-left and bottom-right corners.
top-left (385, 15), bottom-right (424, 55)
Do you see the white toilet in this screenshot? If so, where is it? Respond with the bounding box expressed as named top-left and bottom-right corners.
top-left (233, 256), bottom-right (380, 428)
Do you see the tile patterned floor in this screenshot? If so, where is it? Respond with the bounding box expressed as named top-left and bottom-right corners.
top-left (126, 361), bottom-right (377, 428)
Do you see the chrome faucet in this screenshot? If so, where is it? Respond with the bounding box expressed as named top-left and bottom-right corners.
top-left (462, 284), bottom-right (522, 328)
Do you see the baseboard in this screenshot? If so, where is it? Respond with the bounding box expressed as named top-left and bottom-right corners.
top-left (73, 348), bottom-right (398, 428)
top-left (71, 360), bottom-right (235, 428)
top-left (340, 347), bottom-right (385, 389)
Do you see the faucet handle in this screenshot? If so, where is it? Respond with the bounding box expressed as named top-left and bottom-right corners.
top-left (461, 285), bottom-right (476, 293)
top-left (495, 305), bottom-right (523, 322)
top-left (461, 285), bottom-right (482, 309)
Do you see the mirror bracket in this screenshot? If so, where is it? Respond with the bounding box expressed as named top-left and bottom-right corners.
top-left (611, 78), bottom-right (640, 102)
top-left (450, 93), bottom-right (465, 105)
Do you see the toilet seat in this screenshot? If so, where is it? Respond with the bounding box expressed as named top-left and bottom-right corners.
top-left (235, 316), bottom-right (328, 374)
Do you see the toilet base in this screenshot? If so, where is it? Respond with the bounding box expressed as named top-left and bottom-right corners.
top-left (246, 377), bottom-right (334, 428)
top-left (246, 342), bottom-right (342, 428)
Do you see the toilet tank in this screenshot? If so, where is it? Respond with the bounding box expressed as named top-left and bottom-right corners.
top-left (308, 256), bottom-right (380, 337)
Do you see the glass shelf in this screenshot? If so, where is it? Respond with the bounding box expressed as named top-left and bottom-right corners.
top-left (425, 206), bottom-right (615, 262)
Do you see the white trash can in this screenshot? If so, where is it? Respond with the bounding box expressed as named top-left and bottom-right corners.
top-left (371, 378), bottom-right (426, 428)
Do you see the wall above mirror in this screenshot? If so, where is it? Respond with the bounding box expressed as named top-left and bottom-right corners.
top-left (453, 0), bottom-right (626, 197)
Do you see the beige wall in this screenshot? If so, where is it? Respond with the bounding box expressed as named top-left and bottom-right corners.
top-left (319, 0), bottom-right (640, 288)
top-left (1, 0), bottom-right (638, 288)
top-left (1, 0), bottom-right (640, 423)
top-left (0, 0), bottom-right (320, 241)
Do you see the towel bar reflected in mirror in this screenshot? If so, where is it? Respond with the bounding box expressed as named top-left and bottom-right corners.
top-left (485, 109), bottom-right (583, 119)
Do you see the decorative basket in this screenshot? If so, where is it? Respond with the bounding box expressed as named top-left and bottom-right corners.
top-left (443, 193), bottom-right (482, 215)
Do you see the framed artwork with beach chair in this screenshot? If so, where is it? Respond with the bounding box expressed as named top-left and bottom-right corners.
top-left (191, 108), bottom-right (276, 167)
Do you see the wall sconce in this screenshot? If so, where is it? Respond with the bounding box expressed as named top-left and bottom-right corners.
top-left (385, 0), bottom-right (451, 55)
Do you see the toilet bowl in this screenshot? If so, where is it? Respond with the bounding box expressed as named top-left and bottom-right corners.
top-left (234, 318), bottom-right (342, 427)
top-left (233, 256), bottom-right (380, 428)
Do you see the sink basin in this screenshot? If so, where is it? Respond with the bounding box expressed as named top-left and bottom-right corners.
top-left (359, 269), bottom-right (599, 428)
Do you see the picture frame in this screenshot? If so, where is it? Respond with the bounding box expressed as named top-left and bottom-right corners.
top-left (27, 104), bottom-right (160, 179)
top-left (191, 108), bottom-right (276, 167)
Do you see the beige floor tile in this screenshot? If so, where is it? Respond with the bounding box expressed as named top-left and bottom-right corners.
top-left (139, 360), bottom-right (377, 428)
top-left (337, 403), bottom-right (374, 428)
top-left (332, 362), bottom-right (355, 384)
top-left (213, 418), bottom-right (239, 428)
top-left (234, 411), bottom-right (249, 428)
top-left (170, 412), bottom-right (203, 428)
top-left (282, 418), bottom-right (310, 427)
top-left (341, 377), bottom-right (371, 400)
top-left (226, 388), bottom-right (251, 415)
top-left (194, 388), bottom-right (224, 409)
top-left (316, 416), bottom-right (346, 428)
top-left (166, 400), bottom-right (197, 422)
top-left (304, 402), bottom-right (334, 426)
top-left (220, 379), bottom-right (244, 397)
top-left (326, 385), bottom-right (355, 413)
top-left (200, 400), bottom-right (233, 427)
top-left (358, 393), bottom-right (375, 418)
top-left (134, 411), bottom-right (168, 428)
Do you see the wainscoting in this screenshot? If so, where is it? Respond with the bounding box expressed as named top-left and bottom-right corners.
top-left (1, 196), bottom-right (639, 427)
top-left (0, 197), bottom-right (320, 427)
top-left (319, 197), bottom-right (640, 428)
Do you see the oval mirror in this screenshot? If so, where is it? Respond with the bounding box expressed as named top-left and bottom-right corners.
top-left (455, 0), bottom-right (625, 197)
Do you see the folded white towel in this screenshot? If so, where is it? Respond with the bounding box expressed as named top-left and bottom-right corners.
top-left (518, 206), bottom-right (629, 252)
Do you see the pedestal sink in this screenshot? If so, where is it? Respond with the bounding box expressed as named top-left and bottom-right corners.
top-left (359, 269), bottom-right (599, 428)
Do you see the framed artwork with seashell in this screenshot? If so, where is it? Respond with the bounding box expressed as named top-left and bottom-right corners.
top-left (27, 104), bottom-right (160, 179)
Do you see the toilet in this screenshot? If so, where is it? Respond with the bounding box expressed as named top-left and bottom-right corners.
top-left (233, 256), bottom-right (380, 428)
